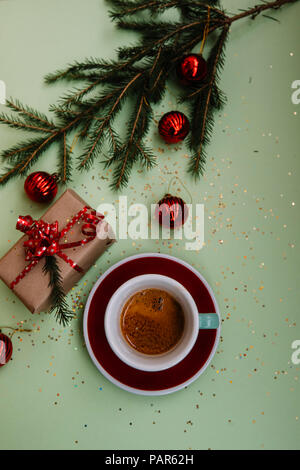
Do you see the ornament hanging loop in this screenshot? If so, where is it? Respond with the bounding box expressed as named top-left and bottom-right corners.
top-left (200, 6), bottom-right (211, 55)
top-left (167, 175), bottom-right (192, 205)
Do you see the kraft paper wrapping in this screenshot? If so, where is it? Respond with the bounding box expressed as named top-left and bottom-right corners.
top-left (0, 189), bottom-right (115, 313)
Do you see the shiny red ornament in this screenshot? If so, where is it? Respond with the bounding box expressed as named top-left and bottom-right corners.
top-left (177, 54), bottom-right (207, 86)
top-left (24, 171), bottom-right (58, 203)
top-left (155, 194), bottom-right (188, 228)
top-left (0, 333), bottom-right (13, 367)
top-left (158, 111), bottom-right (190, 144)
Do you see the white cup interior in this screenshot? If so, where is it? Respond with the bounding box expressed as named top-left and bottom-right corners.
top-left (104, 274), bottom-right (199, 372)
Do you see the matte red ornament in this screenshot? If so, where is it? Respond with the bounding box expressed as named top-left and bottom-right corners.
top-left (158, 111), bottom-right (190, 144)
top-left (0, 333), bottom-right (13, 367)
top-left (24, 171), bottom-right (58, 203)
top-left (177, 54), bottom-right (207, 85)
top-left (155, 194), bottom-right (188, 228)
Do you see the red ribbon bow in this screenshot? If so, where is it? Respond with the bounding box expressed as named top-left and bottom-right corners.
top-left (10, 206), bottom-right (104, 290)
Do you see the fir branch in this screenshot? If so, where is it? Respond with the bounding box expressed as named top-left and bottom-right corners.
top-left (6, 99), bottom-right (57, 129)
top-left (109, 0), bottom-right (223, 19)
top-left (78, 72), bottom-right (143, 171)
top-left (110, 148), bottom-right (135, 189)
top-left (18, 133), bottom-right (58, 174)
top-left (136, 142), bottom-right (157, 169)
top-left (226, 0), bottom-right (296, 24)
top-left (113, 87), bottom-right (153, 188)
top-left (57, 132), bottom-right (73, 183)
top-left (0, 0), bottom-right (297, 189)
top-left (0, 135), bottom-right (58, 184)
top-left (56, 79), bottom-right (104, 109)
top-left (43, 256), bottom-right (74, 327)
top-left (0, 114), bottom-right (55, 134)
top-left (107, 126), bottom-right (121, 155)
top-left (188, 25), bottom-right (229, 177)
top-left (44, 58), bottom-right (111, 83)
top-left (2, 139), bottom-right (46, 161)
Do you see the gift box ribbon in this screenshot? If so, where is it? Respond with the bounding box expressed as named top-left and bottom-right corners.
top-left (10, 206), bottom-right (104, 289)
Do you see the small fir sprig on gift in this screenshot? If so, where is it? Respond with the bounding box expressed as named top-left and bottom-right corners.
top-left (43, 256), bottom-right (74, 327)
top-left (0, 0), bottom-right (298, 189)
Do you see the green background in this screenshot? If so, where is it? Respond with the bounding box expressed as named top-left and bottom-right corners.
top-left (0, 0), bottom-right (299, 450)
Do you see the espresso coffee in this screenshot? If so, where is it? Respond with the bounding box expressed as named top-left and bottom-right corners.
top-left (120, 288), bottom-right (185, 355)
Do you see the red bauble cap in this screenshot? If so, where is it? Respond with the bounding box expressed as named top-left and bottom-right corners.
top-left (177, 54), bottom-right (207, 85)
top-left (24, 171), bottom-right (58, 203)
top-left (155, 194), bottom-right (188, 228)
top-left (0, 333), bottom-right (13, 367)
top-left (158, 111), bottom-right (190, 144)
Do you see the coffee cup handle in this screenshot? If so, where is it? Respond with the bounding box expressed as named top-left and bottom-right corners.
top-left (198, 313), bottom-right (219, 329)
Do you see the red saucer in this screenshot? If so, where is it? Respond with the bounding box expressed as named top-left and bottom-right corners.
top-left (83, 253), bottom-right (220, 395)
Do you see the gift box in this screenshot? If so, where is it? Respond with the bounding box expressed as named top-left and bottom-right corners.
top-left (0, 189), bottom-right (115, 313)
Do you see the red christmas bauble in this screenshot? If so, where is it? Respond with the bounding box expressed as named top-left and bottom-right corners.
top-left (155, 194), bottom-right (188, 228)
top-left (177, 54), bottom-right (207, 85)
top-left (158, 111), bottom-right (190, 144)
top-left (24, 171), bottom-right (58, 203)
top-left (0, 333), bottom-right (13, 367)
